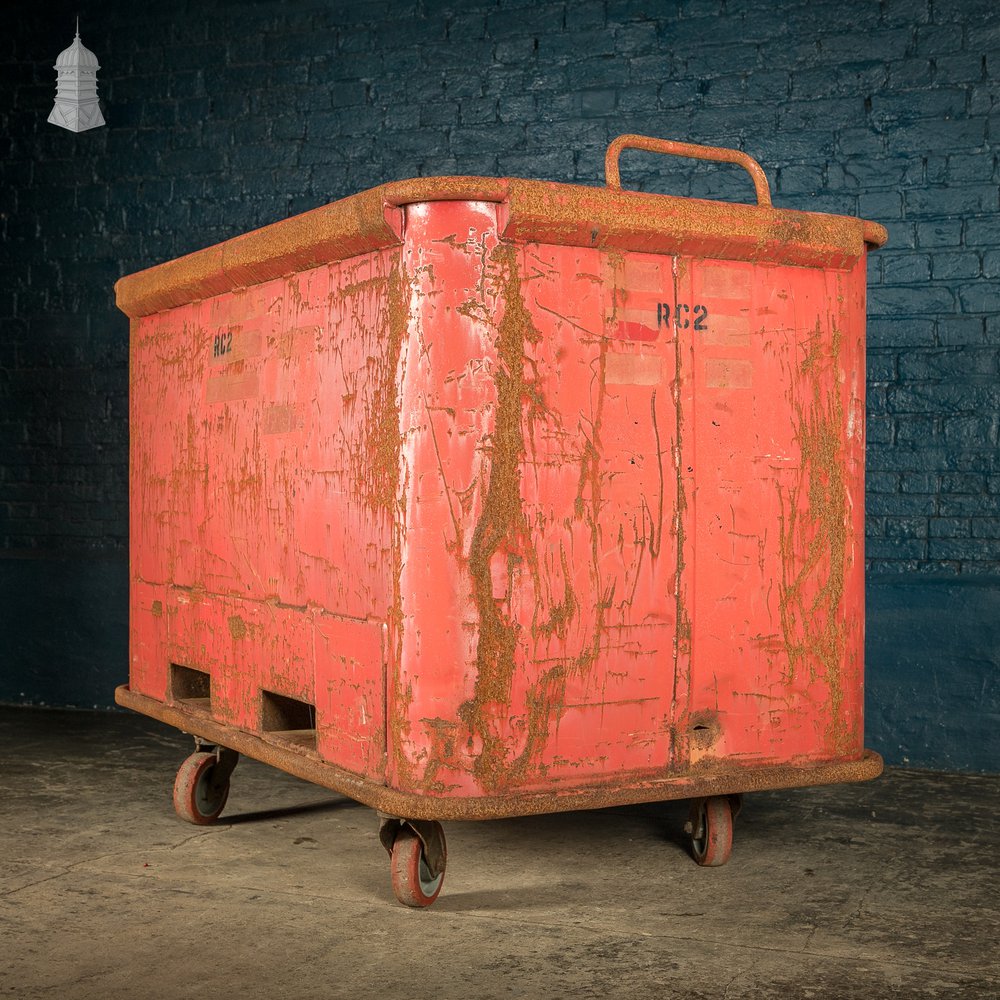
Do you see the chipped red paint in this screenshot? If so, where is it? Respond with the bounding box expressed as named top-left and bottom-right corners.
top-left (118, 141), bottom-right (886, 819)
top-left (614, 319), bottom-right (659, 342)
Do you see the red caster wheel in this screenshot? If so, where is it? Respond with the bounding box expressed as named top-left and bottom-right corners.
top-left (687, 795), bottom-right (734, 867)
top-left (172, 748), bottom-right (238, 826)
top-left (388, 821), bottom-right (447, 908)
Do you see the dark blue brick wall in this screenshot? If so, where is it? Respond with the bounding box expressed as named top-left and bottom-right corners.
top-left (2, 0), bottom-right (998, 769)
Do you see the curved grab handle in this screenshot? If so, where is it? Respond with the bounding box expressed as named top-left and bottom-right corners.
top-left (605, 134), bottom-right (772, 208)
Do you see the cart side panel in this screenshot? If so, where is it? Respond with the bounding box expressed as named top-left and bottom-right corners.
top-left (314, 616), bottom-right (387, 776)
top-left (503, 245), bottom-right (686, 783)
top-left (129, 248), bottom-right (402, 779)
top-left (129, 580), bottom-right (169, 702)
top-left (389, 206), bottom-right (871, 800)
top-left (682, 255), bottom-right (868, 765)
top-left (389, 200), bottom-right (501, 796)
top-left (391, 202), bottom-right (686, 797)
top-left (163, 588), bottom-right (316, 730)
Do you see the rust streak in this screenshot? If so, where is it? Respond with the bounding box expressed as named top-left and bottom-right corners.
top-left (534, 299), bottom-right (601, 338)
top-left (533, 545), bottom-right (579, 642)
top-left (776, 320), bottom-right (850, 752)
top-left (461, 243), bottom-right (537, 792)
top-left (423, 396), bottom-right (463, 550)
top-left (650, 388), bottom-right (664, 559)
top-left (669, 256), bottom-right (691, 746)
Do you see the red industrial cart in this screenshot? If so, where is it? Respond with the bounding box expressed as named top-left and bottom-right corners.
top-left (116, 136), bottom-right (886, 906)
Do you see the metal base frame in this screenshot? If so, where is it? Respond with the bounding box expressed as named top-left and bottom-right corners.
top-left (116, 685), bottom-right (884, 822)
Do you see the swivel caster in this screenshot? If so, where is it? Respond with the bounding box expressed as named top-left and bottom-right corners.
top-left (378, 816), bottom-right (448, 907)
top-left (172, 746), bottom-right (239, 825)
top-left (687, 795), bottom-right (735, 867)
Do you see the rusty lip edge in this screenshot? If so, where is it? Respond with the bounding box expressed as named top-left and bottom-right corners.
top-left (114, 174), bottom-right (887, 320)
top-left (503, 178), bottom-right (879, 269)
top-left (117, 685), bottom-right (884, 822)
top-left (114, 177), bottom-right (511, 319)
top-left (862, 219), bottom-right (889, 249)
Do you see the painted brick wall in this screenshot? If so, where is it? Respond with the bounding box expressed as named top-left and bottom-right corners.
top-left (2, 0), bottom-right (998, 767)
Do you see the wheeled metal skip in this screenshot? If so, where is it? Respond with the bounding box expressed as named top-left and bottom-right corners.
top-left (116, 136), bottom-right (886, 907)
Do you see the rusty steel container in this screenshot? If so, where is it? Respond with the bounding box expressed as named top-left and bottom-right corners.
top-left (116, 136), bottom-right (887, 905)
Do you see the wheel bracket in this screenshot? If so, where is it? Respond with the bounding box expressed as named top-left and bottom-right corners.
top-left (193, 741), bottom-right (239, 790)
top-left (377, 813), bottom-right (446, 878)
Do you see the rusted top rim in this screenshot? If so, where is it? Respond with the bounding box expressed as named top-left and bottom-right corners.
top-left (115, 174), bottom-right (888, 319)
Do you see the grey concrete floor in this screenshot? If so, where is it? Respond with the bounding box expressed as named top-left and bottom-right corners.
top-left (0, 706), bottom-right (997, 999)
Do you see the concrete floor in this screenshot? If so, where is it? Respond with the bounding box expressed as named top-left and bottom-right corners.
top-left (1, 706), bottom-right (997, 999)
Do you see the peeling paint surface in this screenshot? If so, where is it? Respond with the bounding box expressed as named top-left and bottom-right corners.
top-left (682, 258), bottom-right (867, 768)
top-left (125, 183), bottom-right (875, 813)
top-left (391, 205), bottom-right (685, 797)
top-left (130, 251), bottom-right (401, 779)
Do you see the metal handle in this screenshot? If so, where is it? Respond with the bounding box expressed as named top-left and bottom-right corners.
top-left (605, 134), bottom-right (772, 208)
